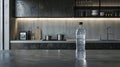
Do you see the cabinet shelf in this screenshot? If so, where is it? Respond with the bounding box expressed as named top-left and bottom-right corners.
top-left (74, 6), bottom-right (120, 9)
top-left (74, 0), bottom-right (120, 17)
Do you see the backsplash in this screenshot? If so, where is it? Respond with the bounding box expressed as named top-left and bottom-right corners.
top-left (10, 18), bottom-right (120, 40)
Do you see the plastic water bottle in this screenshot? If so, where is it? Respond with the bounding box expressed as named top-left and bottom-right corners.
top-left (76, 22), bottom-right (86, 60)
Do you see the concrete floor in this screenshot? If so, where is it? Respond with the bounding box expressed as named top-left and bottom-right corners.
top-left (0, 50), bottom-right (120, 67)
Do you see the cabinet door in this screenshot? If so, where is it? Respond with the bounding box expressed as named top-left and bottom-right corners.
top-left (16, 0), bottom-right (39, 17)
top-left (16, 0), bottom-right (74, 17)
top-left (51, 0), bottom-right (74, 17)
top-left (38, 0), bottom-right (52, 17)
top-left (38, 0), bottom-right (74, 17)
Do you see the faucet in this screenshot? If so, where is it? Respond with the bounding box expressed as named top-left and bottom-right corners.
top-left (106, 26), bottom-right (111, 40)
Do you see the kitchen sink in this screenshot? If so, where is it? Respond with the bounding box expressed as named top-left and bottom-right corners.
top-left (100, 40), bottom-right (120, 41)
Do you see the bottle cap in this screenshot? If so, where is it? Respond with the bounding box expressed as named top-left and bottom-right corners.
top-left (79, 22), bottom-right (83, 25)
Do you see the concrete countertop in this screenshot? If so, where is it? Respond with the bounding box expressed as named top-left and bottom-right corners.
top-left (0, 50), bottom-right (120, 67)
top-left (10, 39), bottom-right (120, 43)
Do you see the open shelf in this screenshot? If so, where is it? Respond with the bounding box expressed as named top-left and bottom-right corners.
top-left (74, 0), bottom-right (120, 17)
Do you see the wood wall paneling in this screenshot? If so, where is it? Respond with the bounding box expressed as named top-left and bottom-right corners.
top-left (11, 19), bottom-right (120, 40)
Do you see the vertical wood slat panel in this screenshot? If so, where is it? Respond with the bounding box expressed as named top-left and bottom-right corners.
top-left (10, 19), bottom-right (16, 40)
top-left (106, 20), bottom-right (115, 40)
top-left (66, 20), bottom-right (73, 39)
top-left (112, 20), bottom-right (120, 40)
top-left (83, 20), bottom-right (90, 39)
top-left (99, 20), bottom-right (106, 40)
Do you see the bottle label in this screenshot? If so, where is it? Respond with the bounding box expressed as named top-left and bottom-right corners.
top-left (76, 35), bottom-right (85, 39)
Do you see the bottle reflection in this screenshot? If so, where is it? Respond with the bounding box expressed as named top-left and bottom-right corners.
top-left (76, 59), bottom-right (87, 67)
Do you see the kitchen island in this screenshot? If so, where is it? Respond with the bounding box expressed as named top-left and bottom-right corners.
top-left (0, 50), bottom-right (120, 67)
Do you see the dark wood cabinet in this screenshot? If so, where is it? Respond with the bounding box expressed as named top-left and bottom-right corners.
top-left (15, 0), bottom-right (120, 17)
top-left (16, 0), bottom-right (39, 17)
top-left (15, 0), bottom-right (74, 17)
top-left (50, 0), bottom-right (74, 17)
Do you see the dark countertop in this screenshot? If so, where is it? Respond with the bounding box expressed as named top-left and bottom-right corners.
top-left (0, 50), bottom-right (120, 67)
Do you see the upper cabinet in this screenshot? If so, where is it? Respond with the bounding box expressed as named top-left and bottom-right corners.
top-left (74, 0), bottom-right (120, 17)
top-left (15, 0), bottom-right (74, 17)
top-left (16, 0), bottom-right (39, 17)
top-left (15, 0), bottom-right (120, 18)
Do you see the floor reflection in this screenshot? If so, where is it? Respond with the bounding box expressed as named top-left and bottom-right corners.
top-left (0, 51), bottom-right (11, 60)
top-left (76, 59), bottom-right (87, 67)
top-left (0, 51), bottom-right (11, 67)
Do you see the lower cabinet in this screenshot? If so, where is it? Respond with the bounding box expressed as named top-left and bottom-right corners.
top-left (10, 43), bottom-right (120, 50)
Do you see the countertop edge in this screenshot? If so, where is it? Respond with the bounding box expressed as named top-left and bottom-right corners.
top-left (10, 40), bottom-right (120, 43)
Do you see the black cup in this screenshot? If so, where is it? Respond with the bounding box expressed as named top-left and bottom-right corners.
top-left (57, 34), bottom-right (64, 41)
top-left (45, 35), bottom-right (52, 40)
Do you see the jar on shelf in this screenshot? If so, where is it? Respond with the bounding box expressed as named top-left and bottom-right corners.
top-left (34, 26), bottom-right (42, 40)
